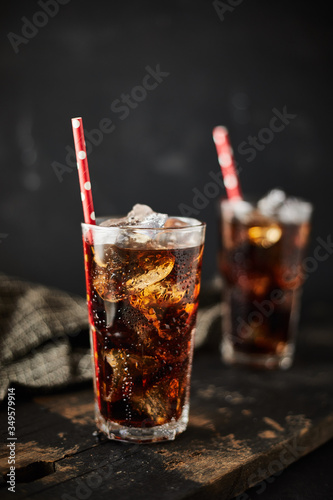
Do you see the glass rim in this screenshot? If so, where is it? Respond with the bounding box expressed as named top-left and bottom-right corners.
top-left (81, 216), bottom-right (206, 232)
top-left (220, 195), bottom-right (313, 209)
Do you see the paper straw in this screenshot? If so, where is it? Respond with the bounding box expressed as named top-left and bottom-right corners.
top-left (71, 117), bottom-right (97, 403)
top-left (212, 126), bottom-right (242, 200)
top-left (71, 117), bottom-right (96, 225)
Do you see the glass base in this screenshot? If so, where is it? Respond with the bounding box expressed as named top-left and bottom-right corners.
top-left (95, 402), bottom-right (189, 444)
top-left (221, 338), bottom-right (294, 370)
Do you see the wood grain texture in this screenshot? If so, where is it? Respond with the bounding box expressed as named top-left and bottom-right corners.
top-left (1, 326), bottom-right (333, 500)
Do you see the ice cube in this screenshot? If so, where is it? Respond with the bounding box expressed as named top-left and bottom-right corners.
top-left (100, 204), bottom-right (168, 229)
top-left (104, 349), bottom-right (158, 402)
top-left (106, 204), bottom-right (168, 247)
top-left (92, 225), bottom-right (120, 246)
top-left (120, 303), bottom-right (156, 344)
top-left (126, 253), bottom-right (175, 292)
top-left (129, 204), bottom-right (168, 228)
top-left (222, 199), bottom-right (253, 223)
top-left (154, 217), bottom-right (191, 248)
top-left (248, 223), bottom-right (282, 248)
top-left (99, 217), bottom-right (129, 227)
top-left (154, 332), bottom-right (192, 363)
top-left (127, 204), bottom-right (154, 223)
top-left (163, 217), bottom-right (189, 228)
top-left (115, 230), bottom-right (153, 249)
top-left (92, 244), bottom-right (128, 302)
top-left (106, 349), bottom-right (156, 376)
top-left (129, 280), bottom-right (185, 311)
top-left (92, 245), bottom-right (107, 268)
top-left (104, 301), bottom-right (116, 327)
top-left (93, 244), bottom-right (124, 269)
top-left (129, 280), bottom-right (189, 340)
top-left (257, 189), bottom-right (286, 217)
top-left (132, 380), bottom-right (180, 425)
top-left (157, 302), bottom-right (198, 340)
top-left (277, 198), bottom-right (313, 224)
top-left (104, 349), bottom-right (127, 402)
top-left (258, 190), bottom-right (312, 224)
top-left (92, 266), bottom-right (127, 302)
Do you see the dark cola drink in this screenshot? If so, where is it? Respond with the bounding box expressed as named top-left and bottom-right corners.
top-left (219, 191), bottom-right (312, 370)
top-left (82, 205), bottom-right (205, 442)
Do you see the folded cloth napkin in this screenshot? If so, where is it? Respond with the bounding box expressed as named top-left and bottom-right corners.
top-left (0, 274), bottom-right (223, 401)
top-left (0, 274), bottom-right (91, 400)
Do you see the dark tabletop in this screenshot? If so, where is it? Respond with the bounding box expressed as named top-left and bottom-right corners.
top-left (1, 322), bottom-right (333, 499)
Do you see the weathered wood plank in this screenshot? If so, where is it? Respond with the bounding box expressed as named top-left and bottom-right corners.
top-left (0, 389), bottom-right (98, 473)
top-left (1, 326), bottom-right (333, 499)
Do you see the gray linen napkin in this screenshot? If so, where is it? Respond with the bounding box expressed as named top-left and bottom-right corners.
top-left (0, 274), bottom-right (91, 400)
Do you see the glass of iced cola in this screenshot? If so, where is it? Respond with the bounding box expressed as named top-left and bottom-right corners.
top-left (219, 190), bottom-right (312, 370)
top-left (81, 204), bottom-right (205, 443)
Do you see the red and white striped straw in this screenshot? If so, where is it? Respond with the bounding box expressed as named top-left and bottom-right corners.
top-left (71, 117), bottom-right (96, 225)
top-left (212, 126), bottom-right (242, 200)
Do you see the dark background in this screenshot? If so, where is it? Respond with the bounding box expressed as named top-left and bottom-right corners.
top-left (0, 0), bottom-right (332, 324)
top-left (1, 3), bottom-right (333, 498)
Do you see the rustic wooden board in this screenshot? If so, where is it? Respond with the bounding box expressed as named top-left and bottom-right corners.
top-left (1, 325), bottom-right (333, 499)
